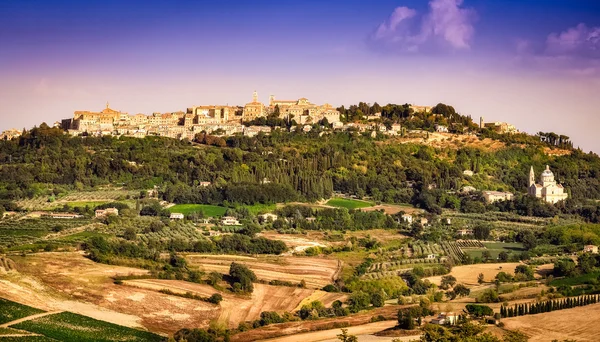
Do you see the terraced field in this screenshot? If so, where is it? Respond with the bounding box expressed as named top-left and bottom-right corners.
top-left (185, 254), bottom-right (340, 289)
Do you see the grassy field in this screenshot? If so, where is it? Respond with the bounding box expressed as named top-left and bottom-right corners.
top-left (465, 242), bottom-right (525, 260)
top-left (550, 271), bottom-right (600, 287)
top-left (57, 231), bottom-right (111, 242)
top-left (0, 298), bottom-right (45, 325)
top-left (11, 312), bottom-right (164, 342)
top-left (169, 203), bottom-right (276, 217)
top-left (326, 198), bottom-right (373, 210)
top-left (168, 204), bottom-right (227, 216)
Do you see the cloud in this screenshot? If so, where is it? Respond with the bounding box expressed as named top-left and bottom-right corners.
top-left (512, 24), bottom-right (600, 78)
top-left (545, 23), bottom-right (600, 58)
top-left (370, 0), bottom-right (476, 52)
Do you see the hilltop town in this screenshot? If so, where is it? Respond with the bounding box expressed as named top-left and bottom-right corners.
top-left (1, 92), bottom-right (521, 141)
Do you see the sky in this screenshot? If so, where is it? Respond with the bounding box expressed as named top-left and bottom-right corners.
top-left (1, 0), bottom-right (600, 152)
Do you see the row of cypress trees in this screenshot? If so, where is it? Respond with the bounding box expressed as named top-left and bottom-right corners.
top-left (500, 294), bottom-right (599, 318)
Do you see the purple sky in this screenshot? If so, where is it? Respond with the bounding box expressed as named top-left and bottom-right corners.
top-left (1, 0), bottom-right (599, 152)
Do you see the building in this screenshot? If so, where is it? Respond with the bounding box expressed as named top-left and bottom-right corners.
top-left (199, 181), bottom-right (212, 187)
top-left (461, 186), bottom-right (476, 193)
top-left (242, 91), bottom-right (265, 121)
top-left (170, 213), bottom-right (185, 220)
top-left (457, 229), bottom-right (473, 236)
top-left (426, 254), bottom-right (437, 260)
top-left (482, 191), bottom-right (514, 203)
top-left (401, 214), bottom-right (413, 224)
top-left (484, 121), bottom-right (517, 134)
top-left (258, 213), bottom-right (278, 223)
top-left (409, 105), bottom-right (432, 113)
top-left (43, 212), bottom-right (83, 219)
top-left (435, 125), bottom-right (448, 133)
top-left (221, 216), bottom-right (241, 226)
top-left (95, 208), bottom-right (119, 218)
top-left (463, 170), bottom-right (474, 177)
top-left (1, 128), bottom-right (23, 140)
top-left (431, 312), bottom-right (459, 325)
top-left (583, 245), bottom-right (598, 254)
top-left (528, 165), bottom-right (568, 204)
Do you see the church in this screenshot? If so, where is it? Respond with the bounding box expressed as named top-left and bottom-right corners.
top-left (528, 165), bottom-right (568, 204)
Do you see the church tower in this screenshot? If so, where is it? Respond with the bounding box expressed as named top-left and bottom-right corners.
top-left (529, 166), bottom-right (535, 188)
top-left (252, 90), bottom-right (258, 103)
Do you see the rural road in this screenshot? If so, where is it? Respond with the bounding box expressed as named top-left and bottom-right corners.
top-left (261, 320), bottom-right (409, 342)
top-left (0, 311), bottom-right (63, 328)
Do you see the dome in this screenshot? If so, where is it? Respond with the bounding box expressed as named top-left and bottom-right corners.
top-left (541, 165), bottom-right (553, 177)
top-left (541, 165), bottom-right (555, 183)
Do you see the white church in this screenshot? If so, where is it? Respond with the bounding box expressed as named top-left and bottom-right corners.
top-left (528, 165), bottom-right (568, 204)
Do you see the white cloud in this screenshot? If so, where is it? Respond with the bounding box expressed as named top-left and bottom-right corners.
top-left (371, 0), bottom-right (476, 52)
top-left (546, 23), bottom-right (600, 58)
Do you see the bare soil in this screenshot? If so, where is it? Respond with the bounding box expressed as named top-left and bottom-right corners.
top-left (185, 254), bottom-right (339, 289)
top-left (502, 303), bottom-right (600, 342)
top-left (426, 262), bottom-right (521, 286)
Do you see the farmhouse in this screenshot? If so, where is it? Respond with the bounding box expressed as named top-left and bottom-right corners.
top-left (221, 216), bottom-right (241, 226)
top-left (482, 190), bottom-right (514, 203)
top-left (583, 245), bottom-right (598, 254)
top-left (199, 181), bottom-right (211, 187)
top-left (401, 214), bottom-right (413, 224)
top-left (431, 312), bottom-right (459, 325)
top-left (258, 213), bottom-right (278, 223)
top-left (170, 213), bottom-right (185, 220)
top-left (457, 229), bottom-right (473, 236)
top-left (95, 208), bottom-right (119, 218)
top-left (427, 254), bottom-right (437, 260)
top-left (43, 212), bottom-right (83, 219)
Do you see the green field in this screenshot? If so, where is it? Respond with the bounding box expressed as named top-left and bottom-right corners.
top-left (326, 198), bottom-right (373, 210)
top-left (11, 312), bottom-right (164, 342)
top-left (0, 298), bottom-right (45, 325)
top-left (465, 242), bottom-right (525, 260)
top-left (550, 271), bottom-right (600, 287)
top-left (168, 204), bottom-right (227, 217)
top-left (242, 203), bottom-right (277, 215)
top-left (169, 203), bottom-right (276, 217)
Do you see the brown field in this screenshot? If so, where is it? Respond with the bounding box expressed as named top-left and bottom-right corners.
top-left (258, 232), bottom-right (329, 255)
top-left (124, 279), bottom-right (346, 327)
top-left (426, 262), bottom-right (520, 286)
top-left (230, 305), bottom-right (407, 342)
top-left (1, 252), bottom-right (218, 335)
top-left (185, 254), bottom-right (340, 289)
top-left (380, 132), bottom-right (506, 152)
top-left (502, 303), bottom-right (600, 342)
top-left (265, 321), bottom-right (400, 342)
top-left (361, 204), bottom-right (423, 216)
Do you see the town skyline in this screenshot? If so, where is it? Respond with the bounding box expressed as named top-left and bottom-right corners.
top-left (1, 0), bottom-right (599, 152)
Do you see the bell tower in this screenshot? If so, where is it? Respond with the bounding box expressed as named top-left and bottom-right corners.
top-left (529, 166), bottom-right (535, 188)
top-left (252, 90), bottom-right (258, 103)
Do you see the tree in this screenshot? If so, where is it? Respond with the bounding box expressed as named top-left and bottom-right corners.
top-left (553, 259), bottom-right (576, 277)
top-left (337, 328), bottom-right (358, 342)
top-left (478, 273), bottom-right (485, 284)
top-left (371, 291), bottom-right (385, 307)
top-left (348, 291), bottom-right (371, 312)
top-left (453, 284), bottom-right (471, 297)
top-left (123, 227), bottom-right (136, 241)
top-left (440, 275), bottom-right (457, 290)
top-left (481, 250), bottom-right (492, 263)
top-left (229, 262), bottom-right (256, 293)
top-left (516, 230), bottom-right (537, 250)
top-left (473, 224), bottom-right (491, 240)
top-left (208, 293), bottom-right (223, 304)
top-left (397, 309), bottom-right (415, 330)
top-left (498, 251), bottom-right (509, 262)
top-left (578, 252), bottom-right (597, 274)
top-left (514, 265), bottom-right (534, 280)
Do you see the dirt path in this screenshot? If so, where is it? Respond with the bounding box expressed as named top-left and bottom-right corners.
top-left (261, 321), bottom-right (399, 342)
top-left (0, 310), bottom-right (63, 328)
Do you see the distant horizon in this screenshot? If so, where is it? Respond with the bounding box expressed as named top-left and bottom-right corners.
top-left (1, 0), bottom-right (599, 152)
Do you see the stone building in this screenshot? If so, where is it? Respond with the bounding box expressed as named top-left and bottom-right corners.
top-left (242, 91), bottom-right (265, 121)
top-left (528, 165), bottom-right (568, 204)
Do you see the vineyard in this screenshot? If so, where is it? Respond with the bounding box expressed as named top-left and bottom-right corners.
top-left (0, 218), bottom-right (91, 249)
top-left (441, 241), bottom-right (466, 262)
top-left (456, 240), bottom-right (485, 248)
